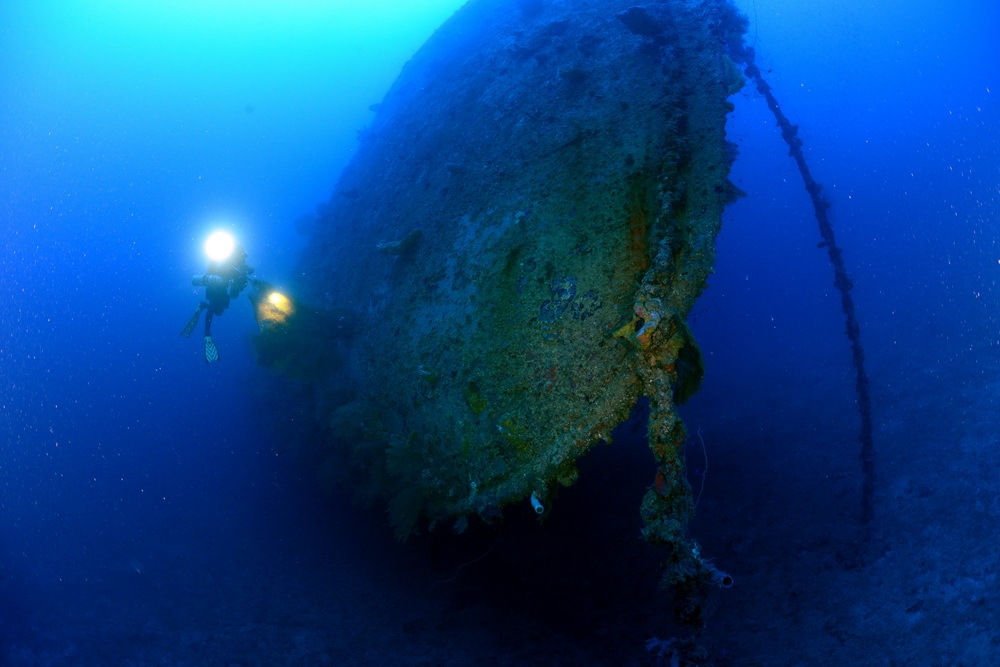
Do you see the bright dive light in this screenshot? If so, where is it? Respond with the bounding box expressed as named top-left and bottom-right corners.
top-left (268, 292), bottom-right (290, 309)
top-left (254, 290), bottom-right (294, 330)
top-left (204, 230), bottom-right (236, 262)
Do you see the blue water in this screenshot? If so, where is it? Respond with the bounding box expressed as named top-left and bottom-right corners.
top-left (2, 0), bottom-right (998, 664)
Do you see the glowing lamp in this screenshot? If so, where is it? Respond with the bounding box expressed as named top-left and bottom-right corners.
top-left (268, 292), bottom-right (290, 309)
top-left (254, 290), bottom-right (294, 329)
top-left (204, 230), bottom-right (236, 262)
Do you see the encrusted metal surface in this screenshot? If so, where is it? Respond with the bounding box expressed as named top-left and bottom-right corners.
top-left (288, 0), bottom-right (745, 580)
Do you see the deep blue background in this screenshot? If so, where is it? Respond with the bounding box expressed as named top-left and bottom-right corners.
top-left (1, 2), bottom-right (460, 535)
top-left (0, 1), bottom-right (465, 656)
top-left (2, 0), bottom-right (999, 663)
top-left (699, 0), bottom-right (999, 398)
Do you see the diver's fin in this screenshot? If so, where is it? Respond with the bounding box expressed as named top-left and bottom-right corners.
top-left (181, 306), bottom-right (203, 338)
top-left (204, 336), bottom-right (220, 363)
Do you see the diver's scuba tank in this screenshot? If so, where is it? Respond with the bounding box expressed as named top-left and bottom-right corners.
top-left (192, 274), bottom-right (228, 289)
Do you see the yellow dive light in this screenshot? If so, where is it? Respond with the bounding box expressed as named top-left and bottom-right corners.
top-left (253, 289), bottom-right (295, 329)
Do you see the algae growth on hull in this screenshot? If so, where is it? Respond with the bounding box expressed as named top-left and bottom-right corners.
top-left (264, 0), bottom-right (747, 588)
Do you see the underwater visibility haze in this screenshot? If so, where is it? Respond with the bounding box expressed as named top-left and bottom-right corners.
top-left (2, 0), bottom-right (1000, 664)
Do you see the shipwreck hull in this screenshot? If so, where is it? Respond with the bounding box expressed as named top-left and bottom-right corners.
top-left (289, 0), bottom-right (745, 584)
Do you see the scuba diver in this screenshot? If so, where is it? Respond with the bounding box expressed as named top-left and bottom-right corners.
top-left (181, 231), bottom-right (254, 363)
